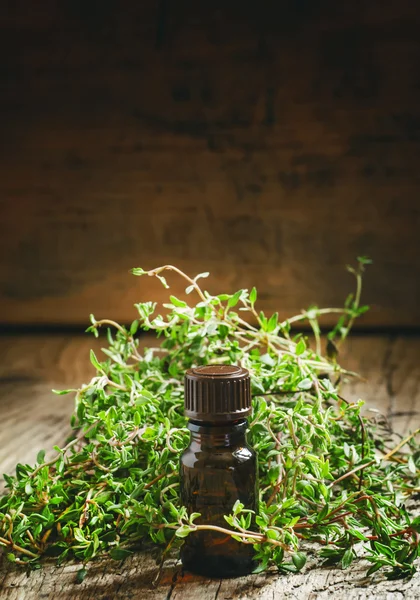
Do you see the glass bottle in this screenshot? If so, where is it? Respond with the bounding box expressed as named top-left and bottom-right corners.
top-left (180, 365), bottom-right (258, 577)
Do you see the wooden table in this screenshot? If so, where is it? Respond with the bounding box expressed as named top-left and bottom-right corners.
top-left (1, 333), bottom-right (419, 599)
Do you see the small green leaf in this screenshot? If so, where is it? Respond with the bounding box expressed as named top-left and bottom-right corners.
top-left (295, 339), bottom-right (306, 355)
top-left (232, 500), bottom-right (244, 515)
top-left (298, 481), bottom-right (315, 500)
top-left (344, 293), bottom-right (354, 308)
top-left (292, 552), bottom-right (307, 571)
top-left (228, 290), bottom-right (243, 308)
top-left (3, 474), bottom-right (15, 488)
top-left (90, 349), bottom-right (102, 371)
top-left (76, 567), bottom-right (87, 584)
top-left (169, 295), bottom-right (187, 308)
top-left (130, 320), bottom-right (139, 335)
top-left (349, 528), bottom-right (368, 541)
top-left (266, 312), bottom-right (278, 333)
top-left (175, 525), bottom-right (193, 538)
top-left (250, 287), bottom-right (257, 304)
top-left (343, 442), bottom-right (350, 458)
top-left (74, 528), bottom-right (87, 543)
top-left (37, 450), bottom-right (46, 464)
top-left (342, 548), bottom-right (354, 569)
top-left (268, 465), bottom-right (281, 484)
top-left (297, 378), bottom-right (312, 390)
top-left (155, 274), bottom-right (169, 288)
top-left (110, 548), bottom-right (132, 561)
top-left (252, 559), bottom-right (269, 574)
top-left (50, 496), bottom-right (64, 505)
top-left (317, 503), bottom-right (329, 522)
top-left (366, 562), bottom-right (382, 577)
top-left (194, 272), bottom-right (209, 282)
top-left (260, 353), bottom-right (276, 367)
top-left (408, 455), bottom-right (416, 474)
top-left (123, 374), bottom-right (133, 390)
top-left (319, 483), bottom-right (329, 500)
top-left (266, 528), bottom-right (280, 540)
top-left (357, 256), bottom-right (372, 265)
top-left (373, 541), bottom-right (394, 559)
top-left (189, 512), bottom-right (201, 523)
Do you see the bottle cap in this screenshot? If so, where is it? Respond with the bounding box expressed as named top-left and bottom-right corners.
top-left (184, 365), bottom-right (251, 422)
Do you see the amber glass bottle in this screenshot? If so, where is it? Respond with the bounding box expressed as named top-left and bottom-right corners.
top-left (180, 365), bottom-right (258, 577)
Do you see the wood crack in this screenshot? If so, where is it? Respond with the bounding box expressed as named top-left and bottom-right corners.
top-left (165, 568), bottom-right (180, 600)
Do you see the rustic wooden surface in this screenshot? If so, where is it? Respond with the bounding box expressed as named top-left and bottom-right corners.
top-left (0, 333), bottom-right (419, 598)
top-left (1, 1), bottom-right (420, 327)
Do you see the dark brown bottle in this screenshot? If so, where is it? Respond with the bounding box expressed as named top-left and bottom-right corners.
top-left (180, 365), bottom-right (258, 577)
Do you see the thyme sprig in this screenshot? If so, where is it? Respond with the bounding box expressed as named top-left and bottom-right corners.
top-left (1, 259), bottom-right (419, 580)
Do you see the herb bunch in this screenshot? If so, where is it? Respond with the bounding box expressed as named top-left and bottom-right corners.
top-left (1, 260), bottom-right (419, 580)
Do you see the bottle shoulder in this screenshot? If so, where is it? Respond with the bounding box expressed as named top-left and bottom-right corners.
top-left (180, 442), bottom-right (256, 469)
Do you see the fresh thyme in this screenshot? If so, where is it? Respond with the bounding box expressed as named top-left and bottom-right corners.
top-left (0, 258), bottom-right (419, 580)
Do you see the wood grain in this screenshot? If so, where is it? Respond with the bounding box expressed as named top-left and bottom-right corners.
top-left (0, 333), bottom-right (419, 597)
top-left (0, 1), bottom-right (419, 326)
top-left (1, 551), bottom-right (420, 600)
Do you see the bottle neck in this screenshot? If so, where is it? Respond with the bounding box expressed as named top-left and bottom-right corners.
top-left (187, 418), bottom-right (248, 448)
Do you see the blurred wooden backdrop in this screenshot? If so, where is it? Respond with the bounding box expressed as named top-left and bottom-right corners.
top-left (0, 1), bottom-right (419, 328)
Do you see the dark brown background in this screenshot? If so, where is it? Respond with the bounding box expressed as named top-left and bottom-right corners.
top-left (1, 5), bottom-right (420, 595)
top-left (1, 1), bottom-right (419, 328)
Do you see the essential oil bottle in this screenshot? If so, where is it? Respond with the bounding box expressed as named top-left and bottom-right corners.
top-left (179, 365), bottom-right (258, 577)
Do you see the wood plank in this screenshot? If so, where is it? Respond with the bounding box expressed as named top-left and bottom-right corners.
top-left (0, 535), bottom-right (419, 600)
top-left (0, 1), bottom-right (419, 326)
top-left (0, 333), bottom-right (419, 597)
